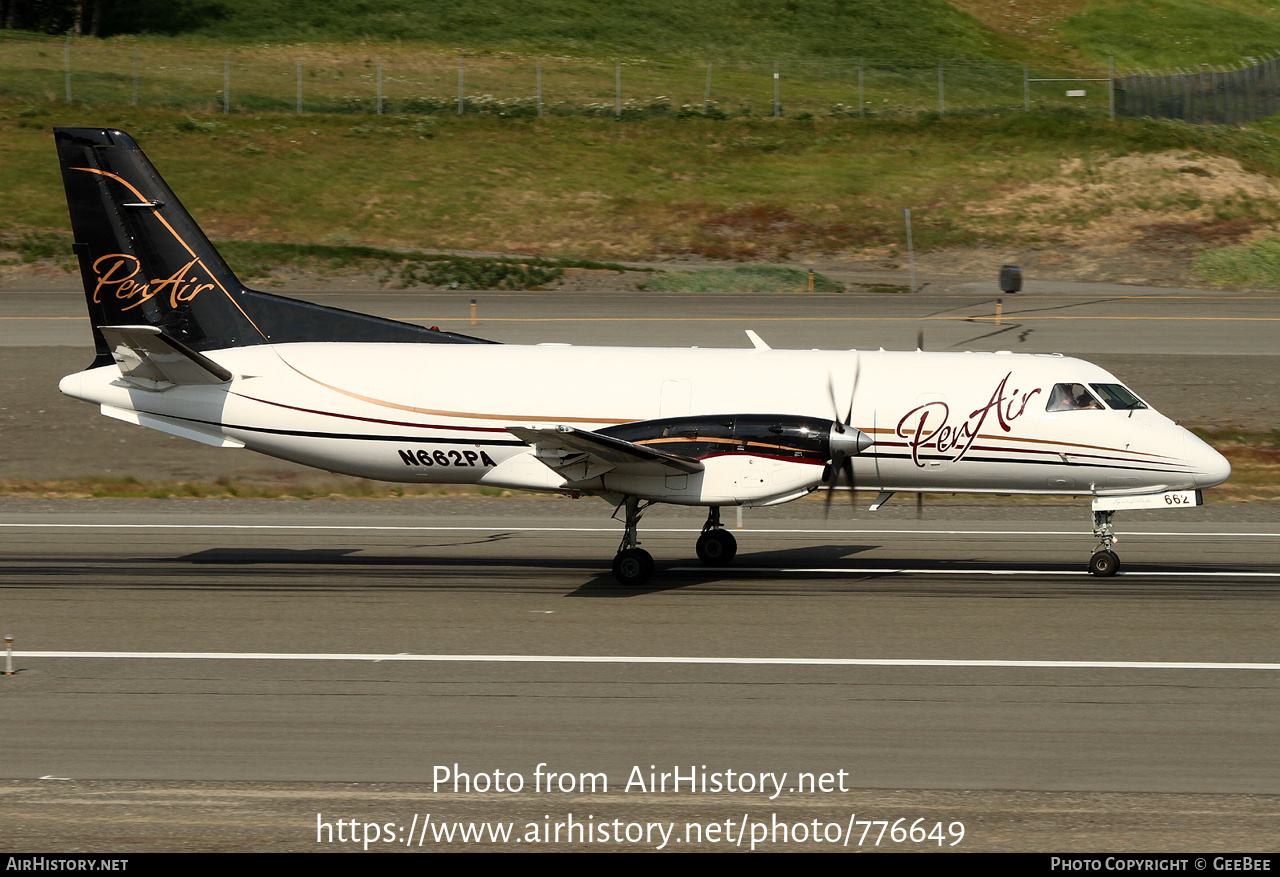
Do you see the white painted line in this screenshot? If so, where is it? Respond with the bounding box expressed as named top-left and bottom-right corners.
top-left (15, 651), bottom-right (1280, 670)
top-left (667, 566), bottom-right (1280, 578)
top-left (0, 523), bottom-right (1276, 538)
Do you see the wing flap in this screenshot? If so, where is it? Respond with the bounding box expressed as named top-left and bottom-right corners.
top-left (509, 425), bottom-right (704, 483)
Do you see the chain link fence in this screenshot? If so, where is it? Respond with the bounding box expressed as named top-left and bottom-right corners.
top-left (1, 32), bottom-right (1124, 119)
top-left (1115, 54), bottom-right (1280, 125)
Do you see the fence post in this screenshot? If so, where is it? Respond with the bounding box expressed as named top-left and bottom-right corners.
top-left (376, 57), bottom-right (383, 115)
top-left (773, 61), bottom-right (780, 117)
top-left (1108, 55), bottom-right (1115, 120)
top-left (64, 36), bottom-right (71, 103)
top-left (458, 61), bottom-right (464, 115)
top-left (704, 60), bottom-right (713, 112)
top-left (1226, 64), bottom-right (1235, 125)
top-left (223, 52), bottom-right (230, 114)
top-left (1264, 55), bottom-right (1274, 119)
top-left (1202, 65), bottom-right (1211, 124)
top-left (937, 61), bottom-right (945, 116)
top-left (903, 208), bottom-right (917, 293)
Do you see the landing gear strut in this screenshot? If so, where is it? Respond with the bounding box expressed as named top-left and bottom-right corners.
top-left (612, 496), bottom-right (654, 586)
top-left (1089, 509), bottom-right (1120, 577)
top-left (695, 506), bottom-right (737, 566)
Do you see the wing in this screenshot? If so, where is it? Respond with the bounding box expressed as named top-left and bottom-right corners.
top-left (508, 425), bottom-right (704, 484)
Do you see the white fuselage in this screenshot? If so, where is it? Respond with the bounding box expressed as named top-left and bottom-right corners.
top-left (58, 342), bottom-right (1231, 506)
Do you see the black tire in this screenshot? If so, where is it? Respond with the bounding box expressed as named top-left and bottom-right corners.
top-left (1089, 550), bottom-right (1120, 577)
top-left (612, 548), bottom-right (654, 586)
top-left (695, 529), bottom-right (737, 566)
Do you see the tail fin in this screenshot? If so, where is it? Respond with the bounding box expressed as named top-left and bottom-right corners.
top-left (55, 127), bottom-right (490, 369)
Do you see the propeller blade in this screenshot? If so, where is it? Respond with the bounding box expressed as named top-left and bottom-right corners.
top-left (916, 491), bottom-right (924, 520)
top-left (822, 450), bottom-right (845, 519)
top-left (823, 354), bottom-right (862, 518)
top-left (844, 356), bottom-right (859, 426)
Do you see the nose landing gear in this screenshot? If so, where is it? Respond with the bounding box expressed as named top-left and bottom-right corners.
top-left (695, 506), bottom-right (737, 566)
top-left (1089, 510), bottom-right (1120, 577)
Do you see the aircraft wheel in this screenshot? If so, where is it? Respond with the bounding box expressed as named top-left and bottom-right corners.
top-left (612, 548), bottom-right (654, 586)
top-left (695, 529), bottom-right (737, 566)
top-left (1088, 550), bottom-right (1120, 577)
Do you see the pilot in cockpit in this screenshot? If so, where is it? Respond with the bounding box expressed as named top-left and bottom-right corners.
top-left (1047, 382), bottom-right (1102, 412)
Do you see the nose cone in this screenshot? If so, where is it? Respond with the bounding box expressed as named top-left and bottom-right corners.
top-left (830, 424), bottom-right (874, 459)
top-left (1184, 432), bottom-right (1231, 488)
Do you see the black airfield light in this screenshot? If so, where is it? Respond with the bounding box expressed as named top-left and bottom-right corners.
top-left (999, 264), bottom-right (1022, 294)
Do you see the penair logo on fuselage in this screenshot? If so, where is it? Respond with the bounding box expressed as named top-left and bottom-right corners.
top-left (91, 253), bottom-right (215, 312)
top-left (895, 371), bottom-right (1042, 467)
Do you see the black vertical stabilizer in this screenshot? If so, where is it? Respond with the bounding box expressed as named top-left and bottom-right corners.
top-left (55, 128), bottom-right (492, 369)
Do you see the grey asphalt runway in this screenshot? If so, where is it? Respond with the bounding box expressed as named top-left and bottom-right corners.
top-left (2, 278), bottom-right (1279, 852)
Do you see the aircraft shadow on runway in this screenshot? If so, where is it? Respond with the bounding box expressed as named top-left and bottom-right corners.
top-left (8, 541), bottom-right (1271, 599)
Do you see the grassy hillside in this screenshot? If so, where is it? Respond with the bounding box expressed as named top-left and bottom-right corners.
top-left (952, 0), bottom-right (1280, 67)
top-left (1064, 0), bottom-right (1280, 67)
top-left (6, 103), bottom-right (1280, 271)
top-left (81, 0), bottom-right (1280, 69)
top-left (99, 0), bottom-right (1020, 61)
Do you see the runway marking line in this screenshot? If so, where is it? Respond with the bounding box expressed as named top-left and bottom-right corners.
top-left (669, 566), bottom-right (1280, 578)
top-left (1, 523), bottom-right (1277, 538)
top-left (15, 651), bottom-right (1280, 670)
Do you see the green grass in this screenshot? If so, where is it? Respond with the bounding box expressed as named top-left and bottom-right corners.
top-left (0, 33), bottom-right (1091, 121)
top-left (1192, 237), bottom-right (1280, 287)
top-left (0, 229), bottom-right (75, 266)
top-left (86, 0), bottom-right (1019, 62)
top-left (645, 265), bottom-right (843, 293)
top-left (214, 240), bottom-right (636, 287)
top-left (1066, 1), bottom-right (1280, 68)
top-left (0, 230), bottom-right (635, 289)
top-left (8, 103), bottom-right (1280, 263)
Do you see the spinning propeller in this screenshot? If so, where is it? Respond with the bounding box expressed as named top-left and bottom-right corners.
top-left (916, 327), bottom-right (925, 519)
top-left (823, 357), bottom-right (871, 517)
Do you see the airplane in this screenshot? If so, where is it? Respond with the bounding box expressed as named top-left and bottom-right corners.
top-left (52, 127), bottom-right (1231, 585)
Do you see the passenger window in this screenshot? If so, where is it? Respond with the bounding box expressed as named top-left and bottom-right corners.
top-left (1046, 383), bottom-right (1103, 412)
top-left (1089, 383), bottom-right (1148, 411)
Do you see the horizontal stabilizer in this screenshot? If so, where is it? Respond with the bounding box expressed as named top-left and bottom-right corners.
top-left (100, 325), bottom-right (232, 389)
top-left (509, 425), bottom-right (704, 484)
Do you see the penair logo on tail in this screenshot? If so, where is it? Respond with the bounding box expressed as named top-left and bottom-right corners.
top-left (90, 253), bottom-right (215, 312)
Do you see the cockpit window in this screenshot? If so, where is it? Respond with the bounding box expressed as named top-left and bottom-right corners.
top-left (1089, 383), bottom-right (1148, 411)
top-left (1046, 383), bottom-right (1103, 412)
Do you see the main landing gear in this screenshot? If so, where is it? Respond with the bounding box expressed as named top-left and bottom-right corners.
top-left (696, 506), bottom-right (737, 566)
top-left (1089, 509), bottom-right (1120, 577)
top-left (610, 501), bottom-right (741, 586)
top-left (612, 495), bottom-right (655, 587)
